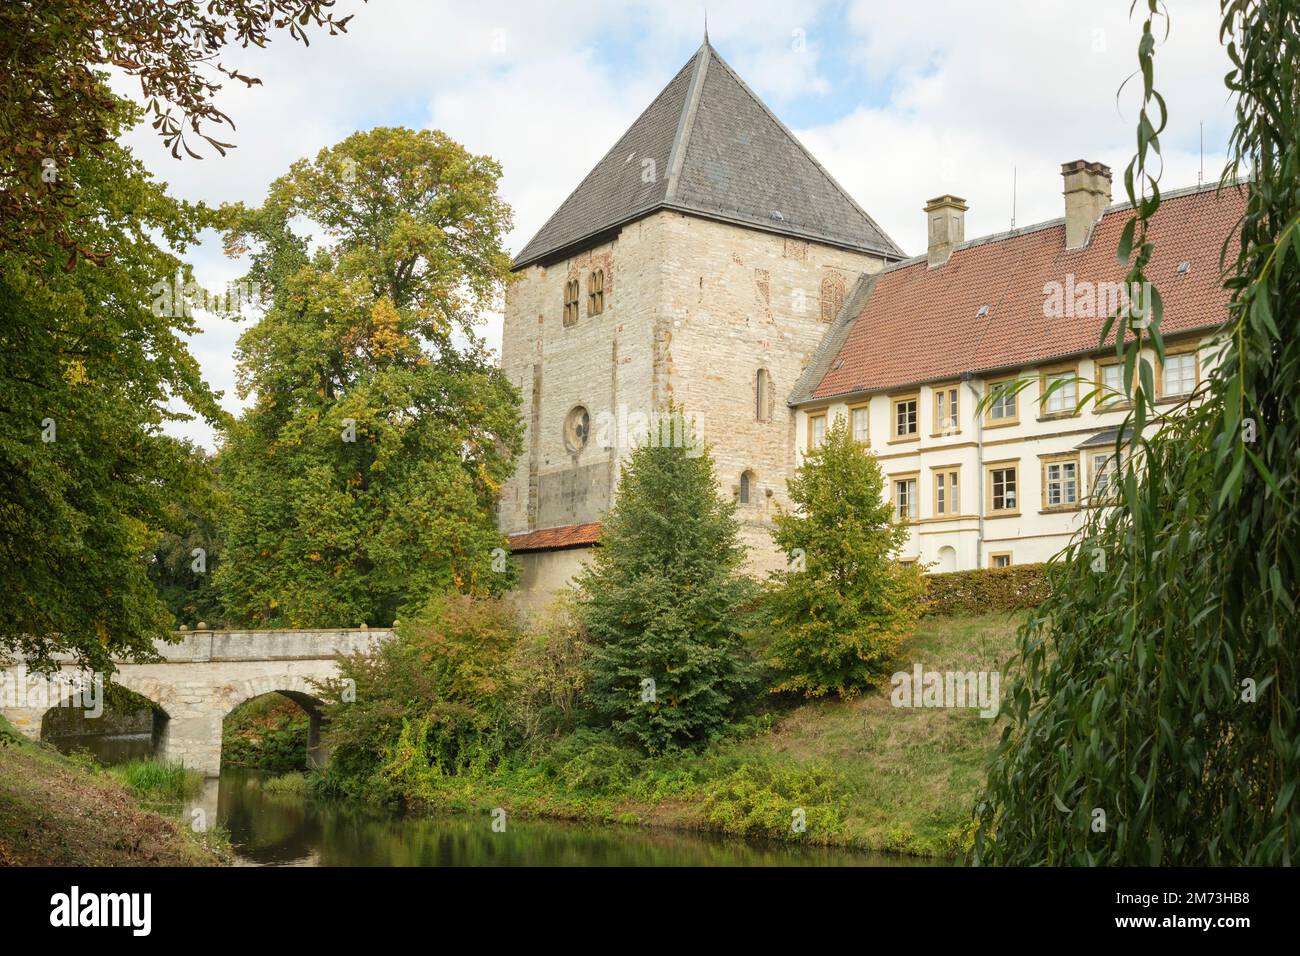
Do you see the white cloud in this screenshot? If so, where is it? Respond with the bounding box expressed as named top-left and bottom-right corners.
top-left (817, 0), bottom-right (1233, 252)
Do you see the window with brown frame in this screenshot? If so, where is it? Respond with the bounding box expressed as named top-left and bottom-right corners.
top-left (849, 403), bottom-right (869, 444)
top-left (1159, 350), bottom-right (1198, 398)
top-left (1095, 357), bottom-right (1129, 409)
top-left (986, 462), bottom-right (1019, 514)
top-left (933, 466), bottom-right (960, 516)
top-left (893, 474), bottom-right (919, 521)
top-left (807, 411), bottom-right (827, 451)
top-left (891, 393), bottom-right (919, 441)
top-left (563, 279), bottom-right (580, 326)
top-left (985, 377), bottom-right (1019, 426)
top-left (1041, 453), bottom-right (1081, 510)
top-left (587, 269), bottom-right (605, 316)
top-left (1040, 366), bottom-right (1080, 418)
top-left (1089, 450), bottom-right (1121, 503)
top-left (932, 384), bottom-right (960, 435)
top-left (989, 552), bottom-right (1013, 569)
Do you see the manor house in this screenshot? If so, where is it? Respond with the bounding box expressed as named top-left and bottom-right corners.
top-left (497, 39), bottom-right (1244, 610)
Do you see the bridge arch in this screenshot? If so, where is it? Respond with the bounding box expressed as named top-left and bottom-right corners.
top-left (222, 674), bottom-right (326, 716)
top-left (222, 674), bottom-right (333, 771)
top-left (39, 677), bottom-right (169, 762)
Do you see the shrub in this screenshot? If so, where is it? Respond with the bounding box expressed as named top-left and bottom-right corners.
top-left (923, 564), bottom-right (1051, 617)
top-left (314, 591), bottom-right (521, 799)
top-left (264, 771), bottom-right (308, 794)
top-left (552, 740), bottom-right (641, 795)
top-left (509, 593), bottom-right (591, 749)
top-left (702, 762), bottom-right (846, 842)
top-left (764, 418), bottom-right (925, 698)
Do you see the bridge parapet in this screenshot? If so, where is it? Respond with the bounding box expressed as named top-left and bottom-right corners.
top-left (150, 627), bottom-right (392, 664)
top-left (33, 627), bottom-right (394, 666)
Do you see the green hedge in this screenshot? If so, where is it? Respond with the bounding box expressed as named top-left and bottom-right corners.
top-left (924, 563), bottom-right (1051, 617)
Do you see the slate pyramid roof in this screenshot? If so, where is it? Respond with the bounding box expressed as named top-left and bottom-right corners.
top-left (512, 41), bottom-right (904, 269)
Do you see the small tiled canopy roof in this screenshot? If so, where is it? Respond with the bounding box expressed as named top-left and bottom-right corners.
top-left (792, 182), bottom-right (1248, 404)
top-left (512, 41), bottom-right (902, 269)
top-left (1075, 427), bottom-right (1134, 449)
top-left (507, 522), bottom-right (602, 553)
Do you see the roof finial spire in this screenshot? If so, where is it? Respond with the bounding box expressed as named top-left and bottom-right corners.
top-left (703, 10), bottom-right (709, 45)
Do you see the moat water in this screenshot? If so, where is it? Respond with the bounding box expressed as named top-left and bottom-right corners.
top-left (50, 731), bottom-right (925, 867)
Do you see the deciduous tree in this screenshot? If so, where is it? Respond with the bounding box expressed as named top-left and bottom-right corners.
top-left (974, 1), bottom-right (1300, 865)
top-left (214, 128), bottom-right (522, 627)
top-left (0, 101), bottom-right (225, 673)
top-left (0, 0), bottom-right (357, 262)
top-left (764, 418), bottom-right (923, 699)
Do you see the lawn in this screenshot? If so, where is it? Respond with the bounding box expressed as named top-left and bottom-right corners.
top-left (745, 612), bottom-right (1022, 855)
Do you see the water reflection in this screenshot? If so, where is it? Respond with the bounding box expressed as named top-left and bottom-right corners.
top-left (48, 730), bottom-right (155, 764)
top-left (53, 733), bottom-right (931, 867)
top-left (205, 768), bottom-right (926, 867)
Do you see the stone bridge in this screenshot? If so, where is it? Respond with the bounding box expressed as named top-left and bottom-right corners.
top-left (1, 627), bottom-right (390, 776)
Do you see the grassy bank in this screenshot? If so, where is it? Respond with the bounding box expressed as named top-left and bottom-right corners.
top-left (364, 613), bottom-right (1019, 858)
top-left (109, 758), bottom-right (206, 804)
top-left (0, 717), bottom-right (226, 866)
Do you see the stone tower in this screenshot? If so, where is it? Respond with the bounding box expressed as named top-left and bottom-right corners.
top-left (499, 40), bottom-right (903, 610)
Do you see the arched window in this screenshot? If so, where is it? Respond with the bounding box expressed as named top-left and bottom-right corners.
top-left (587, 269), bottom-right (605, 315)
top-left (820, 273), bottom-right (846, 323)
top-left (563, 280), bottom-right (580, 326)
top-left (755, 368), bottom-right (771, 422)
top-left (739, 470), bottom-right (754, 504)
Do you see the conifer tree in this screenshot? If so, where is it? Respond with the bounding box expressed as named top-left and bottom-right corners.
top-left (765, 418), bottom-right (924, 698)
top-left (578, 414), bottom-right (758, 753)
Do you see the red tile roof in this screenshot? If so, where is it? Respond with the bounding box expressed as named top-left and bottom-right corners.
top-left (808, 183), bottom-right (1247, 401)
top-left (507, 522), bottom-right (602, 553)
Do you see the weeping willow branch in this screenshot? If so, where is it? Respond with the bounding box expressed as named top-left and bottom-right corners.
top-left (972, 0), bottom-right (1300, 867)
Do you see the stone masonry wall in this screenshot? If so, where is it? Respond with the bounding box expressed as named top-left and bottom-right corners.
top-left (498, 217), bottom-right (667, 535)
top-left (654, 213), bottom-right (883, 574)
top-left (499, 210), bottom-right (885, 604)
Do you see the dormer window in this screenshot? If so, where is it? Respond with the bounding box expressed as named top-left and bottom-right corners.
top-left (587, 269), bottom-right (605, 316)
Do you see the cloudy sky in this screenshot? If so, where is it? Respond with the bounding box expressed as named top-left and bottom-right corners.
top-left (117, 0), bottom-right (1235, 449)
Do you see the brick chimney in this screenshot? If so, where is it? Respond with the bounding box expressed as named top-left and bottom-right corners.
top-left (1062, 160), bottom-right (1112, 249)
top-left (924, 194), bottom-right (968, 267)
